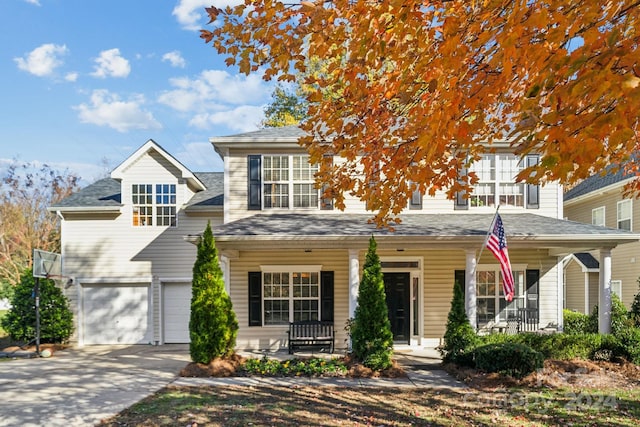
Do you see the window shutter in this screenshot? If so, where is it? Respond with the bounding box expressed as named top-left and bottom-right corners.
top-left (247, 155), bottom-right (261, 210)
top-left (320, 156), bottom-right (334, 210)
top-left (525, 269), bottom-right (539, 313)
top-left (320, 271), bottom-right (334, 322)
top-left (454, 269), bottom-right (466, 298)
top-left (526, 155), bottom-right (540, 209)
top-left (248, 272), bottom-right (262, 326)
top-left (454, 168), bottom-right (469, 210)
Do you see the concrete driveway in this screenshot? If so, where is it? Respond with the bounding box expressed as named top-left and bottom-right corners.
top-left (0, 344), bottom-right (190, 427)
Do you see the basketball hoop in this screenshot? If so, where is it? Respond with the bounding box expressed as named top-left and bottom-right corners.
top-left (33, 249), bottom-right (62, 279)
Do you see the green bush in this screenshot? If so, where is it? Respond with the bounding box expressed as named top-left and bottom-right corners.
top-left (629, 279), bottom-right (640, 327)
top-left (611, 327), bottom-right (640, 364)
top-left (189, 222), bottom-right (238, 364)
top-left (564, 309), bottom-right (596, 334)
top-left (350, 236), bottom-right (393, 370)
top-left (1, 269), bottom-right (73, 343)
top-left (589, 294), bottom-right (631, 335)
top-left (242, 357), bottom-right (347, 377)
top-left (438, 280), bottom-right (478, 366)
top-left (478, 332), bottom-right (608, 361)
top-left (474, 342), bottom-right (544, 378)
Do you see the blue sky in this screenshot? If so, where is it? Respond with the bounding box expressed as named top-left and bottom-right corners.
top-left (1, 0), bottom-right (274, 183)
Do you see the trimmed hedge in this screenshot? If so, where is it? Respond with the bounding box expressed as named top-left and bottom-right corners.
top-left (563, 309), bottom-right (596, 334)
top-left (474, 342), bottom-right (544, 378)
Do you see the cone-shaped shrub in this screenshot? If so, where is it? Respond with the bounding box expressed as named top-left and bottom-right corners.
top-left (350, 236), bottom-right (393, 370)
top-left (189, 222), bottom-right (238, 363)
top-left (439, 280), bottom-right (478, 365)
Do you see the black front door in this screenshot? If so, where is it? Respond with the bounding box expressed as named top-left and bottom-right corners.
top-left (383, 272), bottom-right (411, 344)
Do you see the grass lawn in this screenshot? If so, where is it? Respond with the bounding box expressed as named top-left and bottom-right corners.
top-left (99, 385), bottom-right (640, 427)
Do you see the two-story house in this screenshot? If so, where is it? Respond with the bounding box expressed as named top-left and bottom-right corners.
top-left (50, 126), bottom-right (639, 348)
top-left (564, 168), bottom-right (640, 314)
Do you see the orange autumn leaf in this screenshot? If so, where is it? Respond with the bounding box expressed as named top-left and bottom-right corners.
top-left (201, 0), bottom-right (640, 226)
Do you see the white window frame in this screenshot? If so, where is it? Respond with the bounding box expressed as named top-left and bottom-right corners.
top-left (132, 183), bottom-right (177, 227)
top-left (476, 264), bottom-right (528, 325)
top-left (469, 154), bottom-right (526, 209)
top-left (617, 199), bottom-right (632, 231)
top-left (262, 155), bottom-right (319, 210)
top-left (260, 265), bottom-right (322, 326)
top-left (592, 206), bottom-right (606, 227)
top-left (610, 280), bottom-right (622, 299)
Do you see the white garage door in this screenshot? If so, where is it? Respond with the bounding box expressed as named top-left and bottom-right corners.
top-left (163, 282), bottom-right (192, 343)
top-left (83, 284), bottom-right (151, 345)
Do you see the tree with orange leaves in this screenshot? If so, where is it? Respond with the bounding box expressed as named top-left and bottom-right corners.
top-left (202, 1), bottom-right (640, 226)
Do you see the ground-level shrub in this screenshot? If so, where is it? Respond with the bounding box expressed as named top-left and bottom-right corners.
top-left (474, 342), bottom-right (544, 378)
top-left (611, 327), bottom-right (640, 364)
top-left (438, 280), bottom-right (478, 366)
top-left (242, 357), bottom-right (348, 377)
top-left (1, 270), bottom-right (73, 343)
top-left (564, 309), bottom-right (596, 334)
top-left (478, 332), bottom-right (607, 361)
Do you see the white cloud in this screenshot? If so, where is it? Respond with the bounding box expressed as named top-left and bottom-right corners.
top-left (158, 69), bottom-right (270, 112)
top-left (91, 48), bottom-right (130, 78)
top-left (190, 105), bottom-right (264, 132)
top-left (173, 0), bottom-right (242, 31)
top-left (74, 89), bottom-right (162, 132)
top-left (162, 50), bottom-right (186, 68)
top-left (14, 43), bottom-right (68, 77)
top-left (176, 141), bottom-right (224, 171)
top-left (65, 72), bottom-right (78, 82)
top-left (24, 0), bottom-right (41, 5)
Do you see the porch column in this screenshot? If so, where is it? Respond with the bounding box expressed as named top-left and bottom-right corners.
top-left (598, 248), bottom-right (612, 334)
top-left (348, 249), bottom-right (360, 319)
top-left (465, 249), bottom-right (477, 331)
top-left (219, 255), bottom-right (230, 294)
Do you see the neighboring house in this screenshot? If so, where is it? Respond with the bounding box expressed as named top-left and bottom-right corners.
top-left (50, 128), bottom-right (639, 348)
top-left (564, 168), bottom-right (640, 314)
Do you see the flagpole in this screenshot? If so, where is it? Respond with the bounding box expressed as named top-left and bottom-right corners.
top-left (477, 205), bottom-right (500, 262)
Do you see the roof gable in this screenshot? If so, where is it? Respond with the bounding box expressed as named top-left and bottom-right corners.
top-left (111, 139), bottom-right (205, 191)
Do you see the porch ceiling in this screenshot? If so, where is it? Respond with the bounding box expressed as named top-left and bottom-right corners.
top-left (186, 213), bottom-right (640, 254)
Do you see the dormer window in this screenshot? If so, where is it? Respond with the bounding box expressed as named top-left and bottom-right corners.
top-left (132, 184), bottom-right (176, 227)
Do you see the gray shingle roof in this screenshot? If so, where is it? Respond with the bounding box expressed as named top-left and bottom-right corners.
top-left (51, 178), bottom-right (121, 208)
top-left (211, 213), bottom-right (635, 239)
top-left (187, 172), bottom-right (224, 207)
top-left (572, 252), bottom-right (599, 269)
top-left (51, 173), bottom-right (224, 210)
top-left (216, 125), bottom-right (306, 140)
top-left (564, 168), bottom-right (631, 201)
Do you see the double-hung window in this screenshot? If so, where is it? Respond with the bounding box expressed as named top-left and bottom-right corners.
top-left (132, 184), bottom-right (176, 227)
top-left (476, 267), bottom-right (528, 325)
top-left (262, 269), bottom-right (320, 325)
top-left (617, 199), bottom-right (632, 231)
top-left (262, 155), bottom-right (319, 209)
top-left (469, 154), bottom-right (525, 208)
top-left (592, 206), bottom-right (606, 226)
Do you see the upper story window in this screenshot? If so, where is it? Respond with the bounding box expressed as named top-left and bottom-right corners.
top-left (617, 199), bottom-right (632, 231)
top-left (455, 154), bottom-right (539, 210)
top-left (132, 184), bottom-right (176, 227)
top-left (592, 206), bottom-right (605, 227)
top-left (249, 155), bottom-right (330, 210)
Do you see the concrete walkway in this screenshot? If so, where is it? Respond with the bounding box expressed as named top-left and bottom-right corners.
top-left (0, 345), bottom-right (464, 427)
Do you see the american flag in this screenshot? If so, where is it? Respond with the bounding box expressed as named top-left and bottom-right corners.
top-left (486, 214), bottom-right (515, 301)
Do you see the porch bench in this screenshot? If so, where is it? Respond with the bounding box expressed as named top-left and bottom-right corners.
top-left (287, 320), bottom-right (334, 354)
